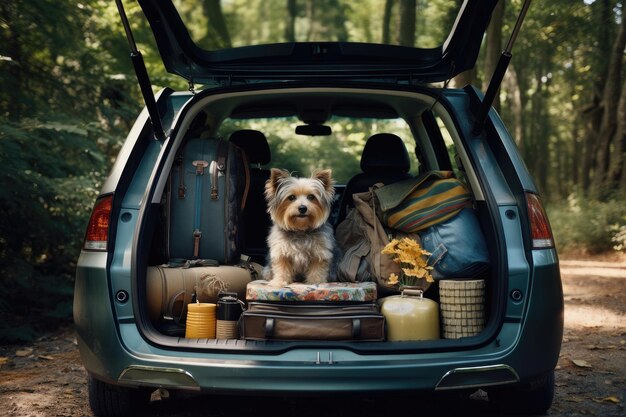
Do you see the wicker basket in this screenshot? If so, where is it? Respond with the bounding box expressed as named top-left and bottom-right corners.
top-left (439, 279), bottom-right (485, 339)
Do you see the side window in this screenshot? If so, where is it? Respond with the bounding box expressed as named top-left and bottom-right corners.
top-left (434, 115), bottom-right (467, 183)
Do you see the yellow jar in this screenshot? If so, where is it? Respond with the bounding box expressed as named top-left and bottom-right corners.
top-left (381, 289), bottom-right (440, 341)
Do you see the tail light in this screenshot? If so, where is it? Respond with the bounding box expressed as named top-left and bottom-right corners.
top-left (83, 195), bottom-right (113, 251)
top-left (525, 192), bottom-right (554, 249)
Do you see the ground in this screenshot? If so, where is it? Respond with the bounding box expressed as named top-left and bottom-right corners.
top-left (0, 254), bottom-right (624, 417)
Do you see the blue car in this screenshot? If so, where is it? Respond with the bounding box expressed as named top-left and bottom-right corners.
top-left (74, 1), bottom-right (563, 415)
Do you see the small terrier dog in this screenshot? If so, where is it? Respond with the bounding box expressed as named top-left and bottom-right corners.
top-left (263, 168), bottom-right (340, 287)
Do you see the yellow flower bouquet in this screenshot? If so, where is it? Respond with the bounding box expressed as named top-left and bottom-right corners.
top-left (381, 237), bottom-right (434, 289)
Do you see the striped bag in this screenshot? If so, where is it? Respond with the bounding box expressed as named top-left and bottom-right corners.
top-left (374, 171), bottom-right (472, 233)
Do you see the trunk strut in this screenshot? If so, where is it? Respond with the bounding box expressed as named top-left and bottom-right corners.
top-left (115, 0), bottom-right (166, 141)
top-left (472, 0), bottom-right (532, 135)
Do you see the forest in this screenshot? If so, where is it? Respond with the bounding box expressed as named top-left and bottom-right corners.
top-left (0, 0), bottom-right (625, 341)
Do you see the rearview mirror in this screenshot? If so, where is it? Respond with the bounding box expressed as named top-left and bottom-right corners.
top-left (295, 124), bottom-right (332, 136)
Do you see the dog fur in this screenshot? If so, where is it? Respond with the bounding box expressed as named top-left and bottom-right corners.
top-left (263, 168), bottom-right (340, 286)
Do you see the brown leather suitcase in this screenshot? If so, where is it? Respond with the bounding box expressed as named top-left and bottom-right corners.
top-left (239, 302), bottom-right (385, 341)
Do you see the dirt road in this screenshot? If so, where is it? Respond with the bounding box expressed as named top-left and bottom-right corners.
top-left (1, 258), bottom-right (624, 417)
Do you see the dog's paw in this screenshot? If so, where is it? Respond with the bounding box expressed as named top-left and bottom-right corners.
top-left (267, 278), bottom-right (289, 287)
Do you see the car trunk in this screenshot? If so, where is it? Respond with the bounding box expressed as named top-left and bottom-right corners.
top-left (130, 84), bottom-right (510, 354)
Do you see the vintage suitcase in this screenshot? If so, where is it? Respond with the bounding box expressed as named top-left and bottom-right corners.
top-left (145, 263), bottom-right (260, 325)
top-left (166, 137), bottom-right (249, 264)
top-left (240, 302), bottom-right (385, 341)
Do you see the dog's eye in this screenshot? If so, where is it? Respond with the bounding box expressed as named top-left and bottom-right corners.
top-left (307, 194), bottom-right (316, 201)
top-left (288, 195), bottom-right (296, 201)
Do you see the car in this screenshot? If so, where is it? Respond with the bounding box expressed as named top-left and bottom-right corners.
top-left (74, 0), bottom-right (563, 416)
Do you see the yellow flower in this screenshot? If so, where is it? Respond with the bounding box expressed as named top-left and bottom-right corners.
top-left (381, 239), bottom-right (400, 255)
top-left (381, 237), bottom-right (433, 287)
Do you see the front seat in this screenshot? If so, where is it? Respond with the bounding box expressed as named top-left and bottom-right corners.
top-left (229, 129), bottom-right (272, 262)
top-left (337, 133), bottom-right (412, 224)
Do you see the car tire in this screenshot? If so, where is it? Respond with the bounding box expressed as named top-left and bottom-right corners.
top-left (489, 370), bottom-right (555, 415)
top-left (88, 375), bottom-right (151, 417)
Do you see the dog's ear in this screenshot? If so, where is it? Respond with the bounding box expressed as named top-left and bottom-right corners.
top-left (265, 168), bottom-right (290, 201)
top-left (311, 169), bottom-right (335, 194)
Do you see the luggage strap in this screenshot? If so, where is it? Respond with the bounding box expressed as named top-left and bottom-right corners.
top-left (175, 153), bottom-right (186, 199)
top-left (192, 159), bottom-right (209, 258)
top-left (210, 141), bottom-right (227, 200)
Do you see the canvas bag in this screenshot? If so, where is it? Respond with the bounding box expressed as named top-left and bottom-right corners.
top-left (374, 170), bottom-right (472, 233)
top-left (336, 187), bottom-right (404, 292)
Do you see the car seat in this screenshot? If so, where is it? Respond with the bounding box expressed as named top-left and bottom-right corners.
top-left (336, 133), bottom-right (412, 224)
top-left (229, 129), bottom-right (272, 263)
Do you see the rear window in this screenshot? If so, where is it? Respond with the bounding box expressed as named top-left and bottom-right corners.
top-left (218, 115), bottom-right (419, 184)
top-left (173, 0), bottom-right (460, 50)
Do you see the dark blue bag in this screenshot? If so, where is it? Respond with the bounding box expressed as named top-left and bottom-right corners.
top-left (419, 208), bottom-right (490, 279)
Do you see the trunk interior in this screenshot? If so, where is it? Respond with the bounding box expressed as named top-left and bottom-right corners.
top-left (134, 86), bottom-right (506, 353)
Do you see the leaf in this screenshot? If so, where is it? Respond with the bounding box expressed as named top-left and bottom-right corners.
top-left (38, 355), bottom-right (55, 361)
top-left (15, 348), bottom-right (34, 357)
top-left (600, 396), bottom-right (620, 404)
top-left (592, 396), bottom-right (621, 405)
top-left (0, 357), bottom-right (9, 367)
top-left (572, 359), bottom-right (593, 368)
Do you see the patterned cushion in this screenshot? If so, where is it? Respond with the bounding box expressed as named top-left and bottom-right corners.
top-left (246, 281), bottom-right (377, 302)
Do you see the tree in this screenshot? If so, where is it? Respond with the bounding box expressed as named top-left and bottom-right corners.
top-left (591, 0), bottom-right (626, 195)
top-left (203, 0), bottom-right (232, 48)
top-left (483, 0), bottom-right (505, 110)
top-left (398, 0), bottom-right (416, 46)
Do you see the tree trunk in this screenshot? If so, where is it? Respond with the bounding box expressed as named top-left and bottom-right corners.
top-left (591, 5), bottom-right (626, 194)
top-left (482, 0), bottom-right (505, 112)
top-left (382, 0), bottom-right (394, 44)
top-left (397, 0), bottom-right (416, 47)
top-left (581, 97), bottom-right (602, 194)
top-left (203, 0), bottom-right (231, 48)
top-left (306, 0), bottom-right (316, 41)
top-left (285, 0), bottom-right (297, 42)
top-left (1, 2), bottom-right (24, 120)
top-left (503, 65), bottom-right (524, 151)
top-left (608, 76), bottom-right (626, 186)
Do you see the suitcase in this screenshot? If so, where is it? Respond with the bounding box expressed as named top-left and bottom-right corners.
top-left (145, 262), bottom-right (260, 325)
top-left (239, 302), bottom-right (385, 341)
top-left (166, 137), bottom-right (249, 263)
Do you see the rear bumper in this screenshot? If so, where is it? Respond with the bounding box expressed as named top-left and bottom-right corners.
top-left (74, 250), bottom-right (563, 394)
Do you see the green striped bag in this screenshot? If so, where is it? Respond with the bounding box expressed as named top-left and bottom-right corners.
top-left (374, 171), bottom-right (472, 233)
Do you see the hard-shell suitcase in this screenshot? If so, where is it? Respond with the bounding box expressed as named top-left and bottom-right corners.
top-left (239, 302), bottom-right (385, 341)
top-left (166, 137), bottom-right (249, 263)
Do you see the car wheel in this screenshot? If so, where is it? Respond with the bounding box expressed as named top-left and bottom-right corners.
top-left (489, 370), bottom-right (555, 415)
top-left (88, 375), bottom-right (151, 417)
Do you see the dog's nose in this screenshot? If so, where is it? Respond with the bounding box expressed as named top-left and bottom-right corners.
top-left (298, 205), bottom-right (307, 214)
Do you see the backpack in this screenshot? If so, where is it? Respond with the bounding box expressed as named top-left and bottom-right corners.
top-left (336, 187), bottom-right (405, 292)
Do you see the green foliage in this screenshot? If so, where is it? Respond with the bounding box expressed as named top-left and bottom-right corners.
top-left (0, 0), bottom-right (150, 341)
top-left (547, 194), bottom-right (626, 254)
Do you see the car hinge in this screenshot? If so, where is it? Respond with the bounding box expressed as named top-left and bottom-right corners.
top-left (472, 0), bottom-right (532, 135)
top-left (114, 0), bottom-right (166, 141)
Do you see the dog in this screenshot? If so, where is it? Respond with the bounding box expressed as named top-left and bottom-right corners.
top-left (263, 168), bottom-right (340, 287)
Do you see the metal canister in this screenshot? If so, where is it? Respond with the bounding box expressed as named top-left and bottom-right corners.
top-left (216, 292), bottom-right (244, 339)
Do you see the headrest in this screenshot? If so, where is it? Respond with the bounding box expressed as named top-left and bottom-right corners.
top-left (360, 133), bottom-right (410, 173)
top-left (229, 130), bottom-right (271, 165)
